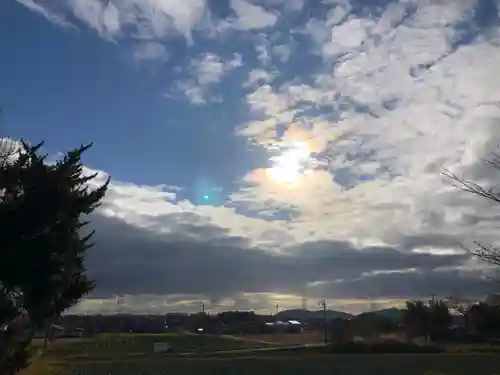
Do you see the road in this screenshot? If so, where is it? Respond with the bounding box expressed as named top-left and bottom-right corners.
top-left (207, 342), bottom-right (327, 354)
top-left (216, 334), bottom-right (280, 345)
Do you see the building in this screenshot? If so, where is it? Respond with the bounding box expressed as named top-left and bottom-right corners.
top-left (262, 320), bottom-right (303, 334)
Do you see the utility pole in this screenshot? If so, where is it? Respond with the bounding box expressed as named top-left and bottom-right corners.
top-left (200, 302), bottom-right (206, 331)
top-left (319, 300), bottom-right (328, 344)
top-left (427, 294), bottom-right (436, 344)
top-left (113, 295), bottom-right (125, 339)
top-left (199, 303), bottom-right (205, 349)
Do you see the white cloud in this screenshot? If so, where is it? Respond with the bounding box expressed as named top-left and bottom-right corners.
top-left (68, 0), bottom-right (121, 39)
top-left (177, 53), bottom-right (243, 104)
top-left (229, 0), bottom-right (278, 31)
top-left (195, 53), bottom-right (242, 85)
top-left (195, 55), bottom-right (226, 85)
top-left (244, 84), bottom-right (294, 122)
top-left (244, 68), bottom-right (275, 88)
top-left (322, 17), bottom-right (372, 58)
top-left (17, 0), bottom-right (211, 43)
top-left (132, 41), bottom-right (168, 61)
top-left (16, 0), bottom-right (75, 29)
top-left (234, 0), bottom-right (500, 250)
top-left (282, 0), bottom-right (305, 12)
top-left (263, 0), bottom-right (305, 12)
top-left (254, 34), bottom-right (272, 65)
top-left (272, 44), bottom-right (291, 62)
top-left (18, 0), bottom-right (281, 42)
top-left (176, 81), bottom-right (207, 105)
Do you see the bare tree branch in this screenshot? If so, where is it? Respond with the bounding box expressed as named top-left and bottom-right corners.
top-left (442, 147), bottom-right (500, 267)
top-left (445, 296), bottom-right (475, 316)
top-left (468, 241), bottom-right (500, 267)
top-left (442, 165), bottom-right (500, 205)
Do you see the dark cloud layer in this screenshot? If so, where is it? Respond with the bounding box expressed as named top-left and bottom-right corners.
top-left (315, 269), bottom-right (493, 300)
top-left (85, 212), bottom-right (491, 301)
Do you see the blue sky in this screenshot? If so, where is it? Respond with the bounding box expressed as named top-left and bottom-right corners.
top-left (2, 0), bottom-right (500, 314)
top-left (1, 0), bottom-right (265, 201)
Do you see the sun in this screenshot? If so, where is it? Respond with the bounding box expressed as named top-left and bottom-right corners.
top-left (266, 142), bottom-right (311, 188)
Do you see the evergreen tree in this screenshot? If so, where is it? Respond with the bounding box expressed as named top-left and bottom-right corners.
top-left (403, 300), bottom-right (428, 341)
top-left (0, 140), bottom-right (109, 373)
top-left (428, 299), bottom-right (452, 341)
top-left (403, 299), bottom-right (452, 343)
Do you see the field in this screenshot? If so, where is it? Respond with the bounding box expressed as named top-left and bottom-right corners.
top-left (243, 330), bottom-right (324, 345)
top-left (43, 332), bottom-right (276, 358)
top-left (19, 333), bottom-right (500, 375)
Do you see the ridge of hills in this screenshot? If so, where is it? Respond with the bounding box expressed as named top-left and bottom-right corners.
top-left (275, 307), bottom-right (404, 321)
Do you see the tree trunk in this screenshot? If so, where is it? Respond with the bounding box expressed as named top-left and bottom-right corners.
top-left (43, 319), bottom-right (51, 352)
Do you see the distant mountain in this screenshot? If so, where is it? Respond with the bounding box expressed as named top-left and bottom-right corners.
top-left (275, 309), bottom-right (350, 321)
top-left (276, 307), bottom-right (407, 323)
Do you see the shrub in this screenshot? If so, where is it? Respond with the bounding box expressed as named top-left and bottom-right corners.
top-left (0, 332), bottom-right (31, 375)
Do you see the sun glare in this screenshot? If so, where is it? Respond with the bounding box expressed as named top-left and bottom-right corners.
top-left (266, 142), bottom-right (311, 188)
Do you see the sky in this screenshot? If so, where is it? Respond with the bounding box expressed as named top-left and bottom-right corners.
top-left (1, 0), bottom-right (500, 315)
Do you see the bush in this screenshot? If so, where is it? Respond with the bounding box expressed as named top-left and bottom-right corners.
top-left (0, 333), bottom-right (32, 375)
top-left (0, 290), bottom-right (32, 375)
top-left (327, 340), bottom-right (445, 354)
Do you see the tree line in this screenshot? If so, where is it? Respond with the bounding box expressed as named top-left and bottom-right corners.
top-left (403, 297), bottom-right (500, 343)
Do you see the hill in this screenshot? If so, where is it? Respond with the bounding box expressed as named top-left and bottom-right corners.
top-left (276, 307), bottom-right (407, 324)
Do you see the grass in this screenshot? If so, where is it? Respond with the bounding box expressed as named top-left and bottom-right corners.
top-left (26, 354), bottom-right (500, 375)
top-left (44, 332), bottom-right (276, 359)
top-left (18, 333), bottom-right (500, 375)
